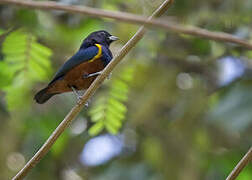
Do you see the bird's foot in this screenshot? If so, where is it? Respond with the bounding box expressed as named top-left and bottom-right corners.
top-left (76, 97), bottom-right (90, 107)
top-left (83, 71), bottom-right (103, 79)
top-left (85, 101), bottom-right (89, 107)
top-left (71, 86), bottom-right (83, 105)
top-left (83, 72), bottom-right (112, 80)
top-left (76, 96), bottom-right (83, 105)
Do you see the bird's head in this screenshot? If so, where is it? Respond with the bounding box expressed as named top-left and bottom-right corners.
top-left (80, 30), bottom-right (119, 49)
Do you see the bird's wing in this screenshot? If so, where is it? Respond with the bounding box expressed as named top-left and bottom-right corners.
top-left (49, 45), bottom-right (102, 85)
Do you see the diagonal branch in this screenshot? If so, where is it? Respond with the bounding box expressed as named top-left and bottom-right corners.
top-left (0, 0), bottom-right (252, 49)
top-left (12, 0), bottom-right (174, 179)
top-left (226, 147), bottom-right (252, 180)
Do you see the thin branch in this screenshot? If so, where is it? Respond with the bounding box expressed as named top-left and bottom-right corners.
top-left (0, 26), bottom-right (16, 40)
top-left (226, 147), bottom-right (252, 180)
top-left (0, 0), bottom-right (252, 49)
top-left (12, 0), bottom-right (174, 179)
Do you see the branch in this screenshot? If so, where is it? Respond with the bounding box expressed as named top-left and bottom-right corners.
top-left (12, 0), bottom-right (174, 179)
top-left (1, 0), bottom-right (252, 49)
top-left (226, 147), bottom-right (252, 180)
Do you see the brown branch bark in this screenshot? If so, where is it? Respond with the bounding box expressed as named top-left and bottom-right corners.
top-left (226, 147), bottom-right (252, 180)
top-left (12, 0), bottom-right (174, 179)
top-left (0, 0), bottom-right (252, 49)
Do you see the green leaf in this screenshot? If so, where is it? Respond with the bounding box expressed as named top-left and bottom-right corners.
top-left (108, 98), bottom-right (127, 114)
top-left (1, 29), bottom-right (53, 110)
top-left (31, 42), bottom-right (52, 57)
top-left (4, 73), bottom-right (32, 110)
top-left (105, 123), bottom-right (118, 134)
top-left (0, 62), bottom-right (14, 88)
top-left (88, 65), bottom-right (135, 136)
top-left (90, 111), bottom-right (105, 122)
top-left (88, 121), bottom-right (104, 136)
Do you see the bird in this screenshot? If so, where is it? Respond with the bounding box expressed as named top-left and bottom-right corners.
top-left (34, 30), bottom-right (118, 104)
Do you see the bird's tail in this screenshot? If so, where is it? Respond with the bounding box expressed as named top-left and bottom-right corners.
top-left (34, 87), bottom-right (57, 104)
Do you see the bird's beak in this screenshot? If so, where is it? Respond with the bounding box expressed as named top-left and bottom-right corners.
top-left (109, 35), bottom-right (119, 41)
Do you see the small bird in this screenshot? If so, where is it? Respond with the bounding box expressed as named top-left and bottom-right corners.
top-left (34, 30), bottom-right (118, 104)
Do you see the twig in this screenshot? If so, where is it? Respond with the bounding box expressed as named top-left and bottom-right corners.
top-left (0, 0), bottom-right (252, 49)
top-left (226, 147), bottom-right (252, 180)
top-left (0, 26), bottom-right (16, 40)
top-left (12, 0), bottom-right (174, 179)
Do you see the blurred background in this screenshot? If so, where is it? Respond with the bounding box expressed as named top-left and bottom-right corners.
top-left (0, 0), bottom-right (252, 179)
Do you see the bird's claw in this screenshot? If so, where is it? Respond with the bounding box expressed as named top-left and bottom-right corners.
top-left (83, 71), bottom-right (103, 79)
top-left (82, 72), bottom-right (111, 79)
top-left (76, 97), bottom-right (89, 107)
top-left (85, 102), bottom-right (89, 107)
top-left (76, 96), bottom-right (82, 105)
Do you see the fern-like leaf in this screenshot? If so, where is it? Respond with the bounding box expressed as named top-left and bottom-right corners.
top-left (1, 30), bottom-right (52, 110)
top-left (88, 65), bottom-right (135, 136)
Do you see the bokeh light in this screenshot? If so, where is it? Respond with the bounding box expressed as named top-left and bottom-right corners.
top-left (80, 134), bottom-right (123, 166)
top-left (6, 152), bottom-right (25, 172)
top-left (70, 117), bottom-right (87, 136)
top-left (176, 72), bottom-right (194, 90)
top-left (218, 56), bottom-right (245, 86)
top-left (61, 169), bottom-right (82, 180)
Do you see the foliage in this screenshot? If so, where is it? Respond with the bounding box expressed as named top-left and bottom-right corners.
top-left (88, 66), bottom-right (135, 136)
top-left (0, 30), bottom-right (52, 110)
top-left (0, 0), bottom-right (252, 180)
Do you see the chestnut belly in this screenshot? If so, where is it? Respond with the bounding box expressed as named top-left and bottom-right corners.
top-left (47, 59), bottom-right (105, 94)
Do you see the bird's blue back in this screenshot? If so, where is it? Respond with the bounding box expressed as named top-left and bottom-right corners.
top-left (49, 45), bottom-right (112, 85)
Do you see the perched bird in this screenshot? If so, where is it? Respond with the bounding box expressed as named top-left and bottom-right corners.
top-left (34, 30), bottom-right (118, 104)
